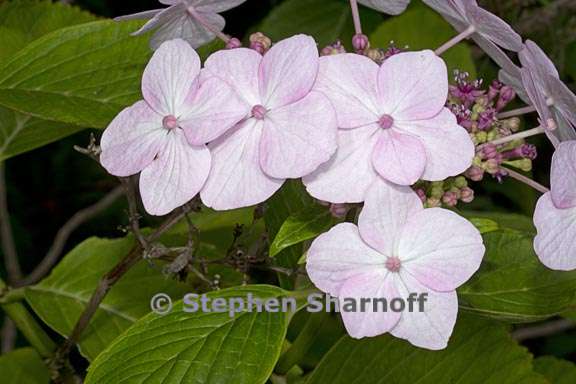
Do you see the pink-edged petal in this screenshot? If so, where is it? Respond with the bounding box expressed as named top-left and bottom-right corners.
top-left (306, 223), bottom-right (387, 297)
top-left (396, 108), bottom-right (475, 181)
top-left (520, 40), bottom-right (559, 80)
top-left (398, 208), bottom-right (485, 291)
top-left (139, 131), bottom-right (211, 216)
top-left (150, 11), bottom-right (224, 50)
top-left (534, 193), bottom-right (576, 271)
top-left (142, 39), bottom-right (201, 116)
top-left (358, 179), bottom-right (423, 257)
top-left (472, 36), bottom-right (520, 79)
top-left (203, 48), bottom-right (262, 105)
top-left (259, 92), bottom-right (337, 179)
top-left (193, 0), bottom-right (247, 13)
top-left (179, 77), bottom-right (248, 145)
top-left (303, 124), bottom-right (380, 203)
top-left (358, 0), bottom-right (410, 15)
top-left (315, 53), bottom-right (380, 128)
top-left (391, 272), bottom-right (458, 350)
top-left (340, 271), bottom-right (402, 338)
top-left (200, 120), bottom-right (284, 210)
top-left (259, 34), bottom-right (319, 109)
top-left (377, 50), bottom-right (448, 121)
top-left (550, 141), bottom-right (576, 209)
top-left (115, 9), bottom-right (163, 22)
top-left (100, 101), bottom-right (165, 177)
top-left (129, 6), bottom-right (179, 36)
top-left (467, 5), bottom-right (522, 51)
top-left (520, 68), bottom-right (559, 147)
top-left (372, 130), bottom-right (426, 185)
top-left (552, 108), bottom-right (576, 143)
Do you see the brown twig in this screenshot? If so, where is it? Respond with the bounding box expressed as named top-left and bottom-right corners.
top-left (120, 177), bottom-right (147, 247)
top-left (54, 205), bottom-right (191, 362)
top-left (20, 186), bottom-right (124, 286)
top-left (512, 318), bottom-right (576, 342)
top-left (0, 163), bottom-right (22, 284)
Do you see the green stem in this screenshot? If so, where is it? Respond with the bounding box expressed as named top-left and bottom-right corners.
top-left (275, 311), bottom-right (329, 375)
top-left (0, 278), bottom-right (55, 357)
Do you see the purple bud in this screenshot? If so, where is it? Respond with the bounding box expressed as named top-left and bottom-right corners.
top-left (460, 187), bottom-right (475, 203)
top-left (250, 41), bottom-right (266, 54)
top-left (226, 37), bottom-right (242, 49)
top-left (496, 86), bottom-right (515, 111)
top-left (352, 34), bottom-right (369, 52)
top-left (321, 40), bottom-right (346, 56)
top-left (415, 188), bottom-right (427, 203)
top-left (249, 32), bottom-right (272, 53)
top-left (442, 191), bottom-right (458, 207)
top-left (488, 80), bottom-right (502, 100)
top-left (330, 203), bottom-right (349, 218)
top-left (479, 143), bottom-right (498, 160)
top-left (466, 166), bottom-right (485, 181)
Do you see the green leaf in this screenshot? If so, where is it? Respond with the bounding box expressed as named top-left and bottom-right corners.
top-left (0, 0), bottom-right (97, 61)
top-left (370, 5), bottom-right (476, 78)
top-left (25, 236), bottom-right (188, 361)
top-left (269, 207), bottom-right (332, 258)
top-left (85, 285), bottom-right (290, 384)
top-left (534, 356), bottom-right (576, 384)
top-left (0, 0), bottom-right (98, 159)
top-left (459, 230), bottom-right (576, 322)
top-left (468, 217), bottom-right (500, 234)
top-left (460, 211), bottom-right (536, 234)
top-left (0, 105), bottom-right (82, 160)
top-left (265, 181), bottom-right (316, 288)
top-left (0, 347), bottom-right (50, 384)
top-left (307, 315), bottom-right (546, 384)
top-left (0, 19), bottom-right (151, 129)
top-left (258, 0), bottom-right (382, 49)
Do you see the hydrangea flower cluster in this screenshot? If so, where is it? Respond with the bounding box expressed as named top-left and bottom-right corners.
top-left (105, 0), bottom-right (576, 350)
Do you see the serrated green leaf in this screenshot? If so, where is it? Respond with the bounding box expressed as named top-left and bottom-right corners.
top-left (0, 19), bottom-right (151, 129)
top-left (534, 356), bottom-right (576, 384)
top-left (468, 217), bottom-right (500, 234)
top-left (370, 5), bottom-right (476, 78)
top-left (85, 285), bottom-right (290, 384)
top-left (270, 207), bottom-right (332, 258)
top-left (0, 0), bottom-right (98, 159)
top-left (0, 347), bottom-right (50, 384)
top-left (25, 236), bottom-right (188, 361)
top-left (459, 230), bottom-right (576, 322)
top-left (265, 181), bottom-right (316, 288)
top-left (258, 0), bottom-right (382, 49)
top-left (307, 315), bottom-right (546, 384)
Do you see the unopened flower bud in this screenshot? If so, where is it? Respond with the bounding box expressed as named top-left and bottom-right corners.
top-left (504, 117), bottom-right (521, 132)
top-left (466, 166), bottom-right (484, 181)
top-left (330, 203), bottom-right (349, 218)
top-left (415, 188), bottom-right (427, 203)
top-left (484, 159), bottom-right (501, 174)
top-left (460, 187), bottom-right (475, 203)
top-left (352, 34), bottom-right (369, 52)
top-left (366, 48), bottom-right (384, 63)
top-left (321, 40), bottom-right (346, 56)
top-left (504, 159), bottom-right (532, 172)
top-left (426, 197), bottom-right (441, 208)
top-left (496, 86), bottom-right (515, 111)
top-left (442, 191), bottom-right (458, 207)
top-left (475, 131), bottom-right (488, 143)
top-left (454, 176), bottom-right (468, 189)
top-left (226, 37), bottom-right (242, 49)
top-left (249, 32), bottom-right (272, 53)
top-left (479, 143), bottom-right (498, 160)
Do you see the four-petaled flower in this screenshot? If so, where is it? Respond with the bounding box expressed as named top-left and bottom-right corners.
top-left (306, 179), bottom-right (485, 349)
top-left (534, 140), bottom-right (576, 270)
top-left (100, 39), bottom-right (245, 215)
top-left (199, 35), bottom-right (338, 210)
top-left (116, 0), bottom-right (246, 49)
top-left (304, 50), bottom-right (474, 203)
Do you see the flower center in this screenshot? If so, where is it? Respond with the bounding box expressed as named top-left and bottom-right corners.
top-left (385, 256), bottom-right (401, 272)
top-left (379, 114), bottom-right (394, 129)
top-left (251, 105), bottom-right (268, 120)
top-left (162, 115), bottom-right (178, 130)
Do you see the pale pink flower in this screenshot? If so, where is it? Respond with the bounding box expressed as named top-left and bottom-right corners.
top-left (304, 50), bottom-right (474, 203)
top-left (116, 0), bottom-right (246, 50)
top-left (358, 0), bottom-right (410, 15)
top-left (306, 179), bottom-right (485, 349)
top-left (534, 140), bottom-right (576, 270)
top-left (100, 39), bottom-right (246, 216)
top-left (199, 35), bottom-right (338, 210)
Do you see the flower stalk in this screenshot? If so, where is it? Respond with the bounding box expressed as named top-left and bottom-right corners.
top-left (435, 25), bottom-right (476, 55)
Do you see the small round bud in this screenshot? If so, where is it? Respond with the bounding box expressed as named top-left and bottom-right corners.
top-left (249, 32), bottom-right (272, 53)
top-left (352, 34), bottom-right (369, 52)
top-left (226, 37), bottom-right (242, 49)
top-left (460, 187), bottom-right (475, 203)
top-left (330, 203), bottom-right (349, 219)
top-left (454, 176), bottom-right (468, 189)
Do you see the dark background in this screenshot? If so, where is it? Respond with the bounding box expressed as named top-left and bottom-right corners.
top-left (2, 0), bottom-right (576, 360)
